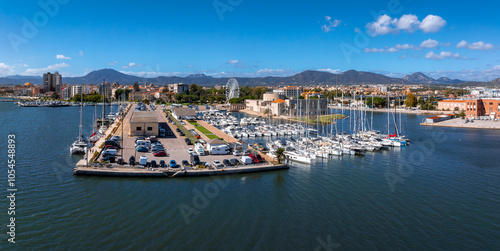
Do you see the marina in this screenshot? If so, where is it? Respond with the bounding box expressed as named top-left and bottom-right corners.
top-left (73, 103), bottom-right (288, 177)
top-left (2, 100), bottom-right (499, 250)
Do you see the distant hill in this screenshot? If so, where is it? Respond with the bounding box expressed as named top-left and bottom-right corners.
top-left (403, 72), bottom-right (463, 84)
top-left (64, 69), bottom-right (145, 85)
top-left (0, 68), bottom-right (494, 87)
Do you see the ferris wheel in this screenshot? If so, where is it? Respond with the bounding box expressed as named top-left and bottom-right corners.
top-left (225, 78), bottom-right (240, 101)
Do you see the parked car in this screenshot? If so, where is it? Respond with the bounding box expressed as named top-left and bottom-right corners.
top-left (170, 160), bottom-right (177, 168)
top-left (139, 156), bottom-right (148, 165)
top-left (110, 136), bottom-right (122, 141)
top-left (159, 160), bottom-right (166, 167)
top-left (153, 151), bottom-right (166, 157)
top-left (248, 153), bottom-right (259, 163)
top-left (135, 136), bottom-right (146, 142)
top-left (104, 140), bottom-right (120, 148)
top-left (182, 160), bottom-right (190, 168)
top-left (256, 154), bottom-right (264, 163)
top-left (233, 150), bottom-right (241, 156)
top-left (190, 153), bottom-right (200, 166)
top-left (152, 145), bottom-right (164, 151)
top-left (212, 160), bottom-right (223, 168)
top-left (136, 146), bottom-right (149, 152)
top-left (230, 158), bottom-right (240, 166)
top-left (129, 156), bottom-right (136, 165)
top-left (185, 139), bottom-right (192, 145)
top-left (176, 128), bottom-right (181, 132)
top-left (240, 156), bottom-right (252, 165)
top-left (150, 160), bottom-right (157, 168)
top-left (223, 159), bottom-right (232, 166)
top-left (104, 145), bottom-right (118, 150)
top-left (187, 148), bottom-right (194, 154)
top-left (179, 131), bottom-right (185, 136)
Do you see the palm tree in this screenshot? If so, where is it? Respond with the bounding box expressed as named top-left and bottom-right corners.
top-left (275, 147), bottom-right (285, 164)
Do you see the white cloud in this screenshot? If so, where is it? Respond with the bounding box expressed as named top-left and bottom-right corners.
top-left (120, 71), bottom-right (182, 78)
top-left (364, 48), bottom-right (386, 53)
top-left (108, 61), bottom-right (119, 65)
top-left (121, 62), bottom-right (142, 69)
top-left (425, 51), bottom-right (463, 60)
top-left (423, 65), bottom-right (500, 81)
top-left (22, 63), bottom-right (70, 76)
top-left (396, 14), bottom-right (420, 33)
top-left (366, 14), bottom-right (397, 36)
top-left (56, 54), bottom-right (71, 60)
top-left (317, 68), bottom-right (341, 74)
top-left (0, 63), bottom-right (15, 76)
top-left (419, 15), bottom-right (447, 33)
top-left (206, 69), bottom-right (297, 78)
top-left (366, 14), bottom-right (446, 36)
top-left (364, 43), bottom-right (420, 53)
top-left (395, 44), bottom-right (419, 50)
top-left (79, 50), bottom-right (83, 57)
top-left (420, 39), bottom-right (439, 49)
top-left (226, 59), bottom-right (239, 64)
top-left (400, 55), bottom-right (408, 59)
top-left (322, 16), bottom-right (342, 33)
top-left (456, 40), bottom-right (495, 50)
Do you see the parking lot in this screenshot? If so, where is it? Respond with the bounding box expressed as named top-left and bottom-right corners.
top-left (104, 104), bottom-right (268, 169)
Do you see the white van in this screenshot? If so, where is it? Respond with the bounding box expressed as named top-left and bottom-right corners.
top-left (210, 145), bottom-right (230, 155)
top-left (139, 156), bottom-right (148, 165)
top-left (135, 140), bottom-right (151, 149)
top-left (195, 143), bottom-right (205, 156)
top-left (240, 156), bottom-right (252, 165)
top-left (102, 149), bottom-right (117, 156)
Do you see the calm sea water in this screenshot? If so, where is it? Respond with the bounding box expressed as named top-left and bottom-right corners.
top-left (0, 102), bottom-right (499, 250)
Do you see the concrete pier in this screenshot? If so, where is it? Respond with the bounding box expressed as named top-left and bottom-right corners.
top-left (74, 103), bottom-right (288, 178)
top-left (74, 163), bottom-right (288, 177)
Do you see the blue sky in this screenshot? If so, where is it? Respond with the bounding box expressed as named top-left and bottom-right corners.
top-left (1, 0), bottom-right (499, 81)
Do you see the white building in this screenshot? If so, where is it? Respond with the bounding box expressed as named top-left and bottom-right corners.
top-left (98, 84), bottom-right (111, 98)
top-left (72, 85), bottom-right (83, 97)
top-left (273, 86), bottom-right (303, 97)
top-left (169, 83), bottom-right (190, 94)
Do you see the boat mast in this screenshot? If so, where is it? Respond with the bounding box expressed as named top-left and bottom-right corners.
top-left (387, 91), bottom-right (390, 136)
top-left (371, 96), bottom-right (373, 132)
top-left (341, 89), bottom-right (344, 135)
top-left (79, 92), bottom-right (83, 138)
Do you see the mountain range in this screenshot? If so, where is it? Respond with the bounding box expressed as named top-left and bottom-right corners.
top-left (1, 68), bottom-right (499, 87)
top-left (402, 72), bottom-right (463, 84)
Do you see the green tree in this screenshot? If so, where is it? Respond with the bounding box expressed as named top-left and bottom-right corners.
top-left (405, 93), bottom-right (417, 107)
top-left (133, 82), bottom-right (140, 92)
top-left (114, 89), bottom-right (131, 100)
top-left (275, 148), bottom-right (285, 164)
top-left (365, 97), bottom-right (387, 108)
top-left (51, 92), bottom-right (60, 100)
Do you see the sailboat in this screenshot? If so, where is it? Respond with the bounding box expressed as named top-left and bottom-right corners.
top-left (70, 95), bottom-right (90, 154)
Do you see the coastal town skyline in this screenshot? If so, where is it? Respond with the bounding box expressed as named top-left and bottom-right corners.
top-left (1, 0), bottom-right (500, 81)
